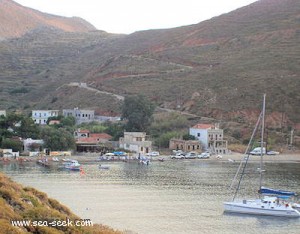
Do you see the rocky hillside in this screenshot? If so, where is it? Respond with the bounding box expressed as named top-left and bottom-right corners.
top-left (0, 0), bottom-right (299, 128)
top-left (0, 0), bottom-right (96, 39)
top-left (0, 172), bottom-right (121, 233)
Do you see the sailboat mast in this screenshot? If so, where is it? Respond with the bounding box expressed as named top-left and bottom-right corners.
top-left (259, 94), bottom-right (266, 191)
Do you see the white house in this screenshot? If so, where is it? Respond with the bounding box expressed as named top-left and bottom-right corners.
top-left (119, 132), bottom-right (152, 155)
top-left (0, 110), bottom-right (6, 117)
top-left (32, 110), bottom-right (59, 125)
top-left (189, 123), bottom-right (228, 154)
top-left (23, 138), bottom-right (44, 152)
top-left (2, 149), bottom-right (19, 158)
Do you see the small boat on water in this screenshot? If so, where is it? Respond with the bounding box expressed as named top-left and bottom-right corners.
top-left (64, 160), bottom-right (81, 171)
top-left (36, 159), bottom-right (50, 167)
top-left (139, 160), bottom-right (150, 165)
top-left (99, 164), bottom-right (110, 170)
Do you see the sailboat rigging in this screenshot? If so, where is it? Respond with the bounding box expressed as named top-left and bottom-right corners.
top-left (224, 94), bottom-right (300, 217)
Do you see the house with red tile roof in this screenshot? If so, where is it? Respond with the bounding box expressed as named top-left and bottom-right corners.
top-left (189, 123), bottom-right (228, 154)
top-left (74, 129), bottom-right (113, 152)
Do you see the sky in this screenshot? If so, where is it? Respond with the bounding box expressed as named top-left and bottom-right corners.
top-left (14, 0), bottom-right (258, 34)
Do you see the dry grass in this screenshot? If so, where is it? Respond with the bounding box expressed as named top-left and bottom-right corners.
top-left (0, 173), bottom-right (122, 234)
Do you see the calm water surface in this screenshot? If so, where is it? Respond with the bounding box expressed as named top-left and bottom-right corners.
top-left (1, 159), bottom-right (300, 234)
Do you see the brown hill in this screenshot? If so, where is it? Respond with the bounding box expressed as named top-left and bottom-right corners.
top-left (0, 0), bottom-right (299, 129)
top-left (0, 0), bottom-right (96, 39)
top-left (83, 0), bottom-right (300, 124)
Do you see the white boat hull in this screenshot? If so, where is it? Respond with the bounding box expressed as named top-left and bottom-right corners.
top-left (224, 199), bottom-right (300, 217)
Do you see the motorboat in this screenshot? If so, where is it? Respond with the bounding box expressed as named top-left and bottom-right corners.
top-left (99, 164), bottom-right (110, 169)
top-left (64, 160), bottom-right (81, 171)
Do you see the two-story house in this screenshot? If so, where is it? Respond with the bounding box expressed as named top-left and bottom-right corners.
top-left (63, 108), bottom-right (95, 125)
top-left (119, 132), bottom-right (152, 155)
top-left (189, 123), bottom-right (228, 154)
top-left (32, 110), bottom-right (59, 125)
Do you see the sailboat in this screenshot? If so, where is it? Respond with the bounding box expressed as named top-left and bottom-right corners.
top-left (223, 94), bottom-right (300, 217)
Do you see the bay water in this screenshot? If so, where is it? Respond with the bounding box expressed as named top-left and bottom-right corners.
top-left (1, 159), bottom-right (299, 234)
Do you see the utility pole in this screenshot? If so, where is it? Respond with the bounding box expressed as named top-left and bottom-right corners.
top-left (290, 129), bottom-right (294, 146)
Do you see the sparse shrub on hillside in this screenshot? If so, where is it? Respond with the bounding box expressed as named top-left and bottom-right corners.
top-left (155, 131), bottom-right (183, 148)
top-left (149, 112), bottom-right (189, 137)
top-left (9, 87), bottom-right (29, 94)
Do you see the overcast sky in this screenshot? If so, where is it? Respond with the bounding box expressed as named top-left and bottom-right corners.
top-left (14, 0), bottom-right (258, 34)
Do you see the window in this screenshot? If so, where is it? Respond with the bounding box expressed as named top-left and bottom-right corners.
top-left (197, 133), bottom-right (201, 137)
top-left (136, 137), bottom-right (142, 141)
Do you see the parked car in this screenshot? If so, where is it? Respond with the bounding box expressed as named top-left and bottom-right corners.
top-left (171, 152), bottom-right (185, 159)
top-left (147, 151), bottom-right (160, 156)
top-left (198, 152), bottom-right (210, 159)
top-left (249, 147), bottom-right (266, 155)
top-left (185, 152), bottom-right (197, 159)
top-left (266, 151), bottom-right (280, 155)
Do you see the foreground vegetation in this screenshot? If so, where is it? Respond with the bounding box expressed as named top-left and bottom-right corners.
top-left (0, 173), bottom-right (122, 234)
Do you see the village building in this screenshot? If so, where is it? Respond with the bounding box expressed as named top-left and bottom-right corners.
top-left (169, 138), bottom-right (202, 152)
top-left (189, 123), bottom-right (228, 154)
top-left (49, 120), bottom-right (60, 125)
top-left (1, 149), bottom-right (19, 158)
top-left (23, 138), bottom-right (44, 152)
top-left (63, 108), bottom-right (95, 125)
top-left (119, 132), bottom-right (152, 155)
top-left (32, 110), bottom-right (59, 125)
top-left (0, 110), bottom-right (6, 117)
top-left (74, 129), bottom-right (112, 152)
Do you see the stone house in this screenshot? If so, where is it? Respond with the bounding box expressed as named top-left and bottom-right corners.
top-left (63, 108), bottom-right (95, 125)
top-left (119, 132), bottom-right (152, 155)
top-left (169, 138), bottom-right (202, 152)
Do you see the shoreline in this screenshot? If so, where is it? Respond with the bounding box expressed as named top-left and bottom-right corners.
top-left (67, 152), bottom-right (300, 163)
top-left (1, 152), bottom-right (300, 164)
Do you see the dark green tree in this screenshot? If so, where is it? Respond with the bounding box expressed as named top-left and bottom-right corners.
top-left (60, 116), bottom-right (76, 127)
top-left (17, 117), bottom-right (40, 139)
top-left (122, 95), bottom-right (155, 132)
top-left (1, 138), bottom-right (23, 152)
top-left (103, 121), bottom-right (125, 141)
top-left (40, 126), bottom-right (75, 151)
top-left (183, 134), bottom-right (196, 140)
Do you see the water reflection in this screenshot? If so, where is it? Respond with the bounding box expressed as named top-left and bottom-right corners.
top-left (1, 160), bottom-right (300, 234)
